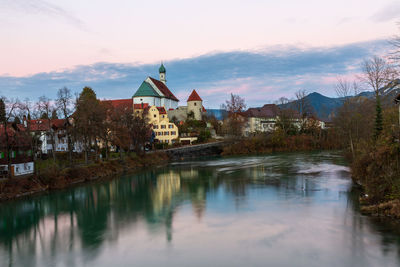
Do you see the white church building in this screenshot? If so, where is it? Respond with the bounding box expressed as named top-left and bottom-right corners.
top-left (133, 64), bottom-right (179, 110)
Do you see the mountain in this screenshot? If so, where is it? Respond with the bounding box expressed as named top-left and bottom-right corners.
top-left (278, 92), bottom-right (343, 120)
top-left (278, 80), bottom-right (400, 121)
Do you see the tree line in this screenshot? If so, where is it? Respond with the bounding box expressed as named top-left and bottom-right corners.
top-left (0, 86), bottom-right (151, 178)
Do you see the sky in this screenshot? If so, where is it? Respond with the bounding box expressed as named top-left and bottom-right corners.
top-left (1, 0), bottom-right (400, 108)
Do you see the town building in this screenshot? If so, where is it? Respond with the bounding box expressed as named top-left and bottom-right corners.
top-left (27, 118), bottom-right (69, 154)
top-left (243, 104), bottom-right (280, 135)
top-left (0, 124), bottom-right (34, 177)
top-left (146, 106), bottom-right (179, 144)
top-left (103, 98), bottom-right (179, 145)
top-left (168, 90), bottom-right (206, 121)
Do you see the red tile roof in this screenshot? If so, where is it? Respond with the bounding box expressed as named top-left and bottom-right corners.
top-left (133, 103), bottom-right (149, 110)
top-left (202, 106), bottom-right (206, 112)
top-left (157, 107), bottom-right (167, 114)
top-left (102, 99), bottom-right (133, 111)
top-left (29, 119), bottom-right (66, 131)
top-left (187, 90), bottom-right (202, 102)
top-left (149, 77), bottom-right (179, 102)
top-left (243, 104), bottom-right (279, 118)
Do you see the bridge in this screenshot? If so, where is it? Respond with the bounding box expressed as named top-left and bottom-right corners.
top-left (161, 141), bottom-right (226, 160)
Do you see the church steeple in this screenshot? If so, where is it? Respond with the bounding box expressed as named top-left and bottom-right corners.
top-left (159, 63), bottom-right (166, 84)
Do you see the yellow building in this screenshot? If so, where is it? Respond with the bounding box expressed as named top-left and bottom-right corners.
top-left (145, 105), bottom-right (179, 144)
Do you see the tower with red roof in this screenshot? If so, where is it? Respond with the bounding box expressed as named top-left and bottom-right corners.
top-left (187, 90), bottom-right (204, 120)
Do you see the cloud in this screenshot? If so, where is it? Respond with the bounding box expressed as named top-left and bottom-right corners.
top-left (0, 39), bottom-right (391, 108)
top-left (371, 1), bottom-right (400, 22)
top-left (0, 0), bottom-right (86, 30)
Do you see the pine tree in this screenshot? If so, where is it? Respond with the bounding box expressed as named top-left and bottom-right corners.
top-left (374, 95), bottom-right (383, 140)
top-left (0, 99), bottom-right (5, 124)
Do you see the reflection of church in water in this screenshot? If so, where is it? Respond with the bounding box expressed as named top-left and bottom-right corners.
top-left (151, 168), bottom-right (206, 241)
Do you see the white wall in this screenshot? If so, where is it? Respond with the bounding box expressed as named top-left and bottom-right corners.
top-left (133, 96), bottom-right (161, 107)
top-left (1, 162), bottom-right (35, 176)
top-left (14, 162), bottom-right (34, 176)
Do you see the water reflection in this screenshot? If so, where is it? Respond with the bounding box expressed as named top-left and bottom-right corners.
top-left (1, 152), bottom-right (400, 266)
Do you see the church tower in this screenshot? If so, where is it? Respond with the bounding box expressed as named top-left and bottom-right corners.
top-left (159, 63), bottom-right (166, 84)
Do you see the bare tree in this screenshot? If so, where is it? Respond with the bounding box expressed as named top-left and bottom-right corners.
top-left (292, 89), bottom-right (314, 133)
top-left (37, 96), bottom-right (57, 162)
top-left (56, 87), bottom-right (73, 164)
top-left (221, 93), bottom-right (246, 136)
top-left (293, 89), bottom-right (314, 119)
top-left (360, 56), bottom-right (394, 94)
top-left (360, 56), bottom-right (394, 139)
top-left (334, 78), bottom-right (363, 158)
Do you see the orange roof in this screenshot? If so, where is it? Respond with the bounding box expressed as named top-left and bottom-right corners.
top-left (102, 99), bottom-right (132, 110)
top-left (187, 90), bottom-right (202, 102)
top-left (133, 103), bottom-right (149, 110)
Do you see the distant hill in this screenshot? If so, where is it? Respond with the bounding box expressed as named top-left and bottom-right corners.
top-left (278, 92), bottom-right (343, 120)
top-left (206, 109), bottom-right (228, 120)
top-left (278, 80), bottom-right (400, 121)
top-left (208, 80), bottom-right (400, 122)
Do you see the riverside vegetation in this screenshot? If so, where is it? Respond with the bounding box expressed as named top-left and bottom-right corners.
top-left (0, 152), bottom-right (169, 201)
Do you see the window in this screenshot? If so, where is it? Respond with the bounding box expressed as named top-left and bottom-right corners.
top-left (159, 132), bottom-right (163, 136)
top-left (168, 124), bottom-right (173, 129)
top-left (164, 131), bottom-right (169, 135)
top-left (153, 125), bottom-right (158, 129)
top-left (161, 125), bottom-right (166, 129)
top-left (194, 103), bottom-right (197, 106)
top-left (154, 114), bottom-right (156, 118)
top-left (171, 131), bottom-right (176, 135)
top-left (162, 115), bottom-right (165, 118)
top-left (165, 140), bottom-right (169, 143)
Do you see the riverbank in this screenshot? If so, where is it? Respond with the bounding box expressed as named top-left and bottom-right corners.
top-left (0, 152), bottom-right (169, 202)
top-left (221, 134), bottom-right (338, 156)
top-left (360, 199), bottom-right (400, 219)
top-left (349, 137), bottom-right (400, 219)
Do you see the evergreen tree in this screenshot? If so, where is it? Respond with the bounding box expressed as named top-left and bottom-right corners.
top-left (0, 99), bottom-right (5, 124)
top-left (374, 95), bottom-right (383, 140)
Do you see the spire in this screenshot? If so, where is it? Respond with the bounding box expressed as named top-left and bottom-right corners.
top-left (159, 63), bottom-right (166, 74)
top-left (159, 62), bottom-right (166, 84)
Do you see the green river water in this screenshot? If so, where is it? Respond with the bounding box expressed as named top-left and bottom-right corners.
top-left (1, 152), bottom-right (400, 267)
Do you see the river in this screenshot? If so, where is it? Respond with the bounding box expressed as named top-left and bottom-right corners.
top-left (1, 152), bottom-right (400, 267)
